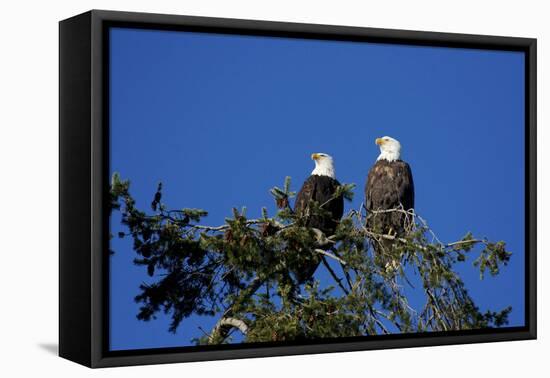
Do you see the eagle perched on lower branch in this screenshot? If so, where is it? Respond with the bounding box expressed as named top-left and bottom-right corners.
top-left (293, 153), bottom-right (344, 283)
top-left (365, 136), bottom-right (415, 266)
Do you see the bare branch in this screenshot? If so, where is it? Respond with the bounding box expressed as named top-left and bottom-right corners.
top-left (208, 317), bottom-right (249, 344)
top-left (320, 256), bottom-right (349, 295)
top-left (314, 249), bottom-right (347, 266)
top-left (189, 219), bottom-right (285, 232)
top-left (445, 239), bottom-right (484, 248)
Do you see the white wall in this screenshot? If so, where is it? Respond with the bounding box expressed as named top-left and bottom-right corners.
top-left (0, 0), bottom-right (546, 376)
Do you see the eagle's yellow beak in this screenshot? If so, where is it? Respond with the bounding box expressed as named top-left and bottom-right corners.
top-left (375, 138), bottom-right (384, 146)
top-left (311, 153), bottom-right (320, 160)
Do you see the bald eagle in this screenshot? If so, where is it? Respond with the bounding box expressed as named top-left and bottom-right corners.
top-left (365, 136), bottom-right (414, 255)
top-left (293, 153), bottom-right (344, 283)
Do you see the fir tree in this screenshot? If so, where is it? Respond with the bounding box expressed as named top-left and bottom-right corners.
top-left (110, 173), bottom-right (512, 344)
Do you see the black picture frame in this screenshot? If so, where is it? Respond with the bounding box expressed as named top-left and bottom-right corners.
top-left (59, 9), bottom-right (537, 368)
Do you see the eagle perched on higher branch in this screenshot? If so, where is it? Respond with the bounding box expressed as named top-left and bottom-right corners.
top-left (365, 136), bottom-right (415, 270)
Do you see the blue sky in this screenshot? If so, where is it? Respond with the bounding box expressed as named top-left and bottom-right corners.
top-left (109, 27), bottom-right (525, 351)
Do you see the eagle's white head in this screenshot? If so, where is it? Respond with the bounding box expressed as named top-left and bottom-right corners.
top-left (376, 136), bottom-right (401, 162)
top-left (311, 152), bottom-right (336, 178)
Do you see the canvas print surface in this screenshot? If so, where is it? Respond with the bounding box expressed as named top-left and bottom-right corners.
top-left (108, 27), bottom-right (525, 351)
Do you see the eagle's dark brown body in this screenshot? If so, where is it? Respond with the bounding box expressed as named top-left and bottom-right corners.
top-left (293, 174), bottom-right (344, 282)
top-left (295, 175), bottom-right (344, 235)
top-left (365, 159), bottom-right (414, 236)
